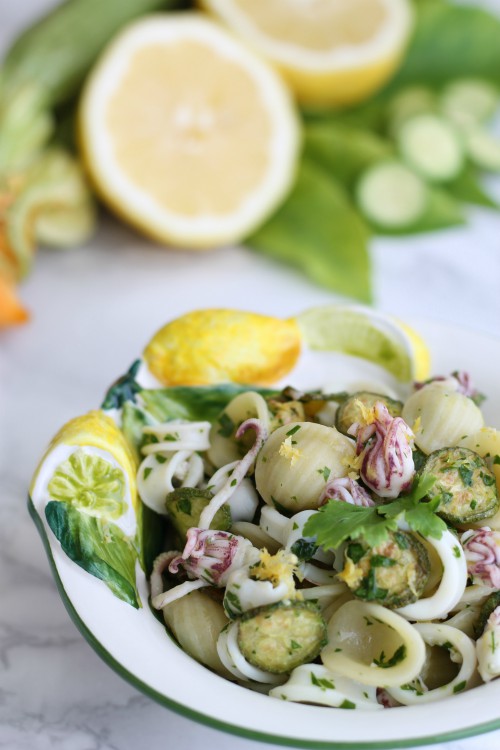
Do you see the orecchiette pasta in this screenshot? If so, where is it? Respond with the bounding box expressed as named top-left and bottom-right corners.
top-left (255, 421), bottom-right (356, 511)
top-left (402, 385), bottom-right (484, 455)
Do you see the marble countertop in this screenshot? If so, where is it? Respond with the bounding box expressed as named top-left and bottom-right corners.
top-left (2, 3), bottom-right (500, 749)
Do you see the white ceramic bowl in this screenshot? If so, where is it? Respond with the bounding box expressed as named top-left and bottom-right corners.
top-left (29, 318), bottom-right (500, 748)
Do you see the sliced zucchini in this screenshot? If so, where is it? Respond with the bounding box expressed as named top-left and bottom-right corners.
top-left (387, 85), bottom-right (437, 135)
top-left (339, 531), bottom-right (430, 609)
top-left (397, 114), bottom-right (464, 183)
top-left (356, 160), bottom-right (428, 230)
top-left (335, 391), bottom-right (403, 437)
top-left (440, 78), bottom-right (499, 129)
top-left (420, 447), bottom-right (499, 525)
top-left (166, 487), bottom-right (231, 539)
top-left (465, 128), bottom-right (500, 172)
top-left (475, 591), bottom-right (500, 638)
top-left (237, 601), bottom-right (327, 674)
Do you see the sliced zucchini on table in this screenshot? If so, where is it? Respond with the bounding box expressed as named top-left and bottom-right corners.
top-left (440, 78), bottom-right (499, 129)
top-left (420, 447), bottom-right (499, 525)
top-left (237, 601), bottom-right (327, 674)
top-left (338, 531), bottom-right (430, 609)
top-left (356, 160), bottom-right (428, 230)
top-left (166, 487), bottom-right (231, 539)
top-left (465, 128), bottom-right (500, 172)
top-left (335, 391), bottom-right (403, 437)
top-left (397, 114), bottom-right (464, 183)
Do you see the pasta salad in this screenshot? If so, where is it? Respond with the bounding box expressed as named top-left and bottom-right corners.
top-left (141, 373), bottom-right (500, 709)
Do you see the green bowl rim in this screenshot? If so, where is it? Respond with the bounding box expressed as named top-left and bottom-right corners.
top-left (28, 495), bottom-right (500, 749)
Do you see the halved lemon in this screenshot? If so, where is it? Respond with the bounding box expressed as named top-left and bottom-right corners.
top-left (295, 305), bottom-right (430, 383)
top-left (79, 13), bottom-right (300, 248)
top-left (201, 0), bottom-right (413, 108)
top-left (143, 309), bottom-right (301, 385)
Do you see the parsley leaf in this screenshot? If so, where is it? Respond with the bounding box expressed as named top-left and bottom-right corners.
top-left (303, 475), bottom-right (445, 550)
top-left (304, 502), bottom-right (395, 550)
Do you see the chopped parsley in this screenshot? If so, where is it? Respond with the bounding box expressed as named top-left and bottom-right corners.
top-left (453, 545), bottom-right (461, 558)
top-left (373, 645), bottom-right (407, 669)
top-left (453, 681), bottom-right (467, 694)
top-left (355, 569), bottom-right (388, 602)
top-left (218, 412), bottom-right (235, 438)
top-left (290, 538), bottom-right (318, 561)
top-left (286, 425), bottom-right (301, 437)
top-left (143, 467), bottom-right (152, 481)
top-left (318, 466), bottom-right (331, 482)
top-left (310, 672), bottom-right (335, 690)
top-left (346, 542), bottom-right (365, 564)
top-left (458, 465), bottom-right (474, 487)
top-left (481, 472), bottom-right (496, 487)
top-left (340, 700), bottom-right (356, 709)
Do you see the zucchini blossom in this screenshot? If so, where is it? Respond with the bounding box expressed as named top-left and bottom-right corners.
top-left (349, 401), bottom-right (415, 498)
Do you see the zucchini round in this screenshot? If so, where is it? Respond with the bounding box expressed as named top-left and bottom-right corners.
top-left (475, 591), bottom-right (500, 638)
top-left (420, 447), bottom-right (499, 525)
top-left (166, 487), bottom-right (231, 539)
top-left (237, 601), bottom-right (327, 674)
top-left (335, 392), bottom-right (403, 437)
top-left (339, 531), bottom-right (430, 609)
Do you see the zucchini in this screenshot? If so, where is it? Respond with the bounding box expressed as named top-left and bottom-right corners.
top-left (465, 128), bottom-right (500, 173)
top-left (356, 160), bottom-right (428, 230)
top-left (440, 78), bottom-right (499, 129)
top-left (1, 0), bottom-right (184, 107)
top-left (396, 114), bottom-right (465, 183)
top-left (237, 601), bottom-right (327, 674)
top-left (335, 392), bottom-right (403, 437)
top-left (475, 591), bottom-right (500, 638)
top-left (339, 531), bottom-right (430, 609)
top-left (0, 0), bottom-right (184, 174)
top-left (420, 447), bottom-right (499, 525)
top-left (387, 85), bottom-right (437, 135)
top-left (166, 487), bottom-right (231, 539)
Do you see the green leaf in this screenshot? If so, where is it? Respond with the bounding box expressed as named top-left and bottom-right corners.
top-left (101, 359), bottom-right (141, 409)
top-left (304, 124), bottom-right (393, 188)
top-left (303, 501), bottom-right (396, 551)
top-left (139, 384), bottom-right (277, 424)
top-left (390, 3), bottom-right (500, 89)
top-left (304, 475), bottom-right (446, 549)
top-left (447, 167), bottom-right (499, 210)
top-left (248, 160), bottom-right (372, 302)
top-left (45, 500), bottom-right (140, 608)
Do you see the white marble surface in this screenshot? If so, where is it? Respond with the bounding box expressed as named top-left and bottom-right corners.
top-left (2, 3), bottom-right (500, 749)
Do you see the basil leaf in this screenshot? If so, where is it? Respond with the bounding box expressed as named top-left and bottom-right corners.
top-left (304, 124), bottom-right (393, 188)
top-left (391, 3), bottom-right (500, 89)
top-left (248, 160), bottom-right (372, 303)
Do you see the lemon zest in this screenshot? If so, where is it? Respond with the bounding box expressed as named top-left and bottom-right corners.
top-left (250, 549), bottom-right (300, 599)
top-left (279, 436), bottom-right (302, 466)
top-left (412, 416), bottom-right (422, 434)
